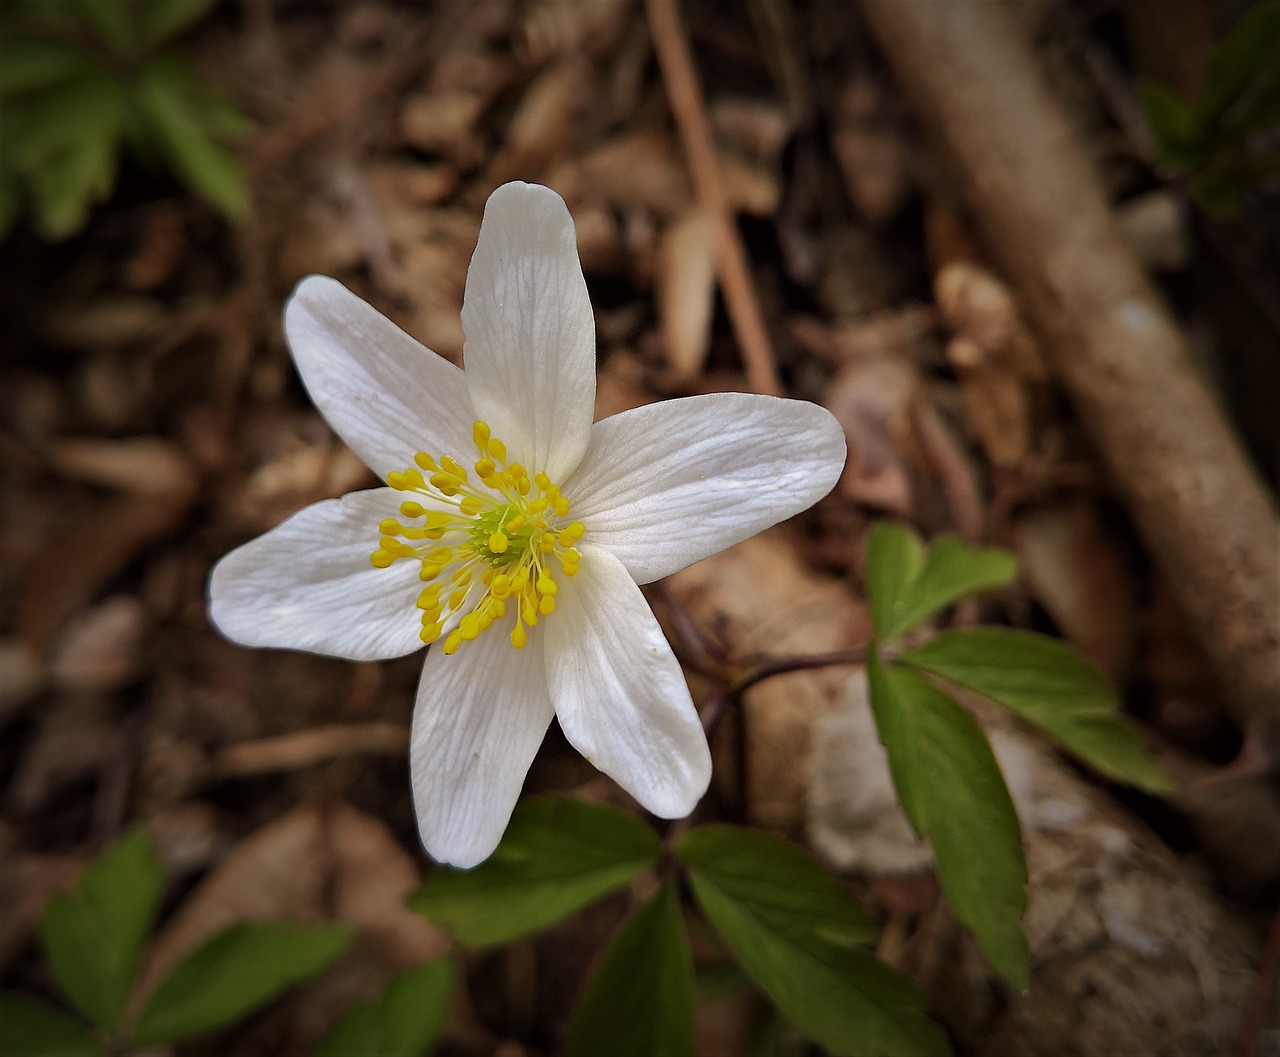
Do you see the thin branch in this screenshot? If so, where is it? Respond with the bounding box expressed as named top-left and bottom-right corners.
top-left (211, 723), bottom-right (408, 779)
top-left (646, 0), bottom-right (782, 396)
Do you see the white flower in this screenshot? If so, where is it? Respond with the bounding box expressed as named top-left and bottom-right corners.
top-left (210, 182), bottom-right (846, 868)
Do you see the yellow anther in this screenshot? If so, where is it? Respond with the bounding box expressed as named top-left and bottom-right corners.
top-left (487, 438), bottom-right (507, 463)
top-left (554, 496), bottom-right (571, 517)
top-left (417, 587), bottom-right (440, 609)
top-left (473, 421), bottom-right (491, 450)
top-left (459, 614), bottom-right (481, 641)
top-left (371, 550), bottom-right (393, 568)
top-left (425, 511), bottom-right (453, 529)
top-left (420, 564), bottom-right (443, 581)
top-left (474, 458), bottom-right (495, 478)
top-left (420, 621), bottom-right (443, 643)
top-left (539, 595), bottom-right (556, 616)
top-left (565, 522), bottom-right (585, 541)
top-left (492, 598), bottom-right (507, 618)
top-left (442, 630), bottom-right (463, 654)
top-left (379, 518), bottom-right (402, 536)
top-left (402, 528), bottom-right (427, 540)
top-left (451, 568), bottom-right (472, 585)
top-left (512, 567), bottom-right (530, 591)
top-left (540, 535), bottom-right (555, 553)
top-left (511, 623), bottom-right (527, 649)
top-left (491, 574), bottom-right (511, 598)
top-left (481, 567), bottom-right (495, 586)
top-left (449, 587), bottom-right (469, 610)
top-left (427, 547), bottom-right (454, 563)
top-left (400, 501), bottom-right (426, 518)
top-left (505, 515), bottom-right (526, 532)
top-left (414, 453), bottom-right (437, 471)
top-left (536, 574), bottom-right (558, 596)
top-left (405, 469), bottom-right (426, 488)
top-left (528, 497), bottom-right (548, 514)
top-left (518, 475), bottom-right (531, 497)
top-left (429, 472), bottom-right (460, 496)
top-left (534, 472), bottom-right (551, 491)
top-left (387, 471), bottom-right (409, 490)
top-left (522, 602), bottom-right (539, 626)
top-left (488, 531), bottom-right (509, 554)
top-left (440, 456), bottom-right (466, 480)
top-left (459, 497), bottom-right (482, 517)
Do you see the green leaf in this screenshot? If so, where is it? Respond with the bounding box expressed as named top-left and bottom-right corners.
top-left (679, 826), bottom-right (947, 1057)
top-left (132, 55), bottom-right (248, 219)
top-left (1198, 0), bottom-right (1280, 126)
top-left (409, 795), bottom-right (661, 947)
top-left (139, 0), bottom-right (220, 48)
top-left (40, 828), bottom-right (166, 1031)
top-left (676, 827), bottom-right (877, 949)
top-left (867, 653), bottom-right (1028, 987)
top-left (900, 629), bottom-right (1174, 793)
top-left (131, 922), bottom-right (353, 1048)
top-left (1138, 81), bottom-right (1205, 169)
top-left (0, 38), bottom-right (94, 98)
top-left (867, 523), bottom-right (1017, 642)
top-left (0, 993), bottom-right (101, 1057)
top-left (564, 882), bottom-right (695, 1057)
top-left (313, 959), bottom-right (453, 1057)
top-left (7, 69), bottom-right (125, 240)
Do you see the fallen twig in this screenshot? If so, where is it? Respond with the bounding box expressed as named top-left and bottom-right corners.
top-left (646, 0), bottom-right (781, 396)
top-left (211, 723), bottom-right (409, 779)
top-left (858, 0), bottom-right (1279, 738)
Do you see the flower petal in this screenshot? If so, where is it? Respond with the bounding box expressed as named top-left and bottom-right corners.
top-left (410, 631), bottom-right (556, 867)
top-left (461, 182), bottom-right (596, 482)
top-left (209, 488), bottom-right (424, 661)
top-left (285, 276), bottom-right (475, 479)
top-left (546, 544), bottom-right (711, 818)
top-left (565, 393), bottom-right (846, 584)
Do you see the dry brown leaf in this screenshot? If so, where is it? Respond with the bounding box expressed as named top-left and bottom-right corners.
top-left (824, 357), bottom-right (917, 517)
top-left (18, 489), bottom-right (195, 653)
top-left (46, 437), bottom-right (194, 496)
top-left (658, 207), bottom-right (717, 381)
top-left (130, 802), bottom-right (447, 1018)
top-left (546, 129), bottom-right (693, 218)
top-left (47, 595), bottom-right (148, 693)
top-left (488, 60), bottom-right (589, 185)
top-left (1014, 500), bottom-right (1136, 680)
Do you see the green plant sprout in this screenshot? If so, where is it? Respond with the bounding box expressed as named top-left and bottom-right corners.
top-left (0, 0), bottom-right (251, 241)
top-left (1139, 0), bottom-right (1280, 217)
top-left (407, 524), bottom-right (1172, 1054)
top-left (1, 828), bottom-right (452, 1057)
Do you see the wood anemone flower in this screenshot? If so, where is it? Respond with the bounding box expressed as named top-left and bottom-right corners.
top-left (209, 181), bottom-right (847, 867)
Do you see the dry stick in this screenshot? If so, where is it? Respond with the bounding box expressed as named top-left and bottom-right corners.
top-left (858, 0), bottom-right (1280, 736)
top-left (646, 0), bottom-right (782, 396)
top-left (212, 723), bottom-right (408, 779)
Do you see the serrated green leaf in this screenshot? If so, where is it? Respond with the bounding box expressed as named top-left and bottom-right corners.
top-left (564, 882), bottom-right (695, 1057)
top-left (678, 825), bottom-right (947, 1056)
top-left (676, 827), bottom-right (877, 949)
top-left (7, 68), bottom-right (124, 239)
top-left (867, 522), bottom-right (1017, 642)
top-left (313, 959), bottom-right (453, 1057)
top-left (409, 795), bottom-right (660, 948)
top-left (867, 653), bottom-right (1028, 988)
top-left (131, 922), bottom-right (353, 1048)
top-left (139, 0), bottom-right (220, 48)
top-left (0, 38), bottom-right (94, 97)
top-left (132, 55), bottom-right (247, 219)
top-left (0, 993), bottom-right (101, 1057)
top-left (1199, 0), bottom-right (1280, 126)
top-left (900, 629), bottom-right (1174, 793)
top-left (40, 828), bottom-right (166, 1031)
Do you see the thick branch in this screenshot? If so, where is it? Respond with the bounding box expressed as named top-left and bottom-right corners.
top-left (858, 0), bottom-right (1279, 731)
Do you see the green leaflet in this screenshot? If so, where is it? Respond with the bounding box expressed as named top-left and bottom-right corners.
top-left (866, 653), bottom-right (1028, 988)
top-left (409, 795), bottom-right (661, 947)
top-left (564, 882), bottom-right (695, 1057)
top-left (679, 826), bottom-right (947, 1056)
top-left (900, 628), bottom-right (1173, 792)
top-left (40, 828), bottom-right (165, 1031)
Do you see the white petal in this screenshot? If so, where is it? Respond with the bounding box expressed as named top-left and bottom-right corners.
top-left (546, 544), bottom-right (710, 818)
top-left (565, 393), bottom-right (847, 584)
top-left (410, 631), bottom-right (556, 868)
top-left (461, 182), bottom-right (596, 483)
top-left (285, 276), bottom-right (475, 479)
top-left (209, 489), bottom-right (424, 661)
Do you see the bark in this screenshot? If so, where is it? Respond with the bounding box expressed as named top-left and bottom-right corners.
top-left (857, 0), bottom-right (1279, 734)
